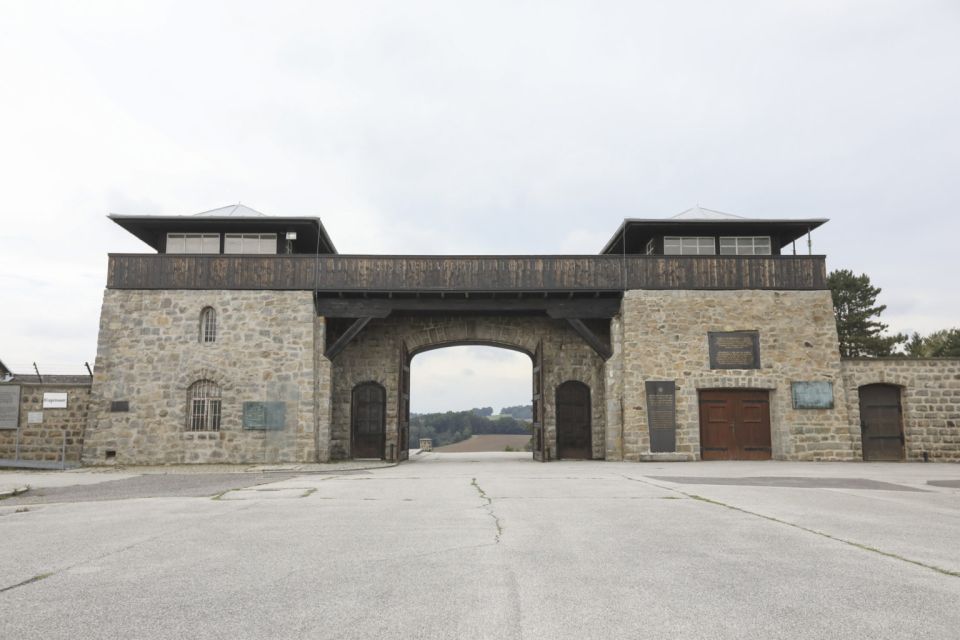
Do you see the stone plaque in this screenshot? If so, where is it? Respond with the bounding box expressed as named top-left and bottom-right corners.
top-left (0, 386), bottom-right (20, 429)
top-left (645, 380), bottom-right (677, 453)
top-left (28, 411), bottom-right (43, 424)
top-left (792, 381), bottom-right (834, 409)
top-left (708, 331), bottom-right (761, 370)
top-left (43, 392), bottom-right (68, 409)
top-left (242, 401), bottom-right (286, 430)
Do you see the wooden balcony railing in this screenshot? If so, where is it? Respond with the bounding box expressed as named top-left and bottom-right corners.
top-left (106, 254), bottom-right (828, 292)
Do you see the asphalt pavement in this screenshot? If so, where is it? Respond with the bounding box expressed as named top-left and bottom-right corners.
top-left (2, 453), bottom-right (959, 639)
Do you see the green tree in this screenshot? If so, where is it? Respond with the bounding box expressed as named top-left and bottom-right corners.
top-left (827, 269), bottom-right (906, 357)
top-left (905, 329), bottom-right (960, 357)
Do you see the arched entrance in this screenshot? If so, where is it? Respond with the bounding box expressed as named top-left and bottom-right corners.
top-left (352, 382), bottom-right (386, 459)
top-left (556, 380), bottom-right (591, 459)
top-left (859, 384), bottom-right (904, 461)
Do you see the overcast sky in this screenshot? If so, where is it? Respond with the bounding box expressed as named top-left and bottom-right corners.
top-left (1, 1), bottom-right (958, 412)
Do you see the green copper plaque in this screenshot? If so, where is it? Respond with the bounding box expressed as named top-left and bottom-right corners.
top-left (243, 402), bottom-right (286, 430)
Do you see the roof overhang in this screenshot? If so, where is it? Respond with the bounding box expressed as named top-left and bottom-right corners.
top-left (601, 218), bottom-right (829, 254)
top-left (108, 214), bottom-right (338, 254)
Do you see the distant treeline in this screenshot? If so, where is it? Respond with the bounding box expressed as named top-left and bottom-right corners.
top-left (410, 407), bottom-right (532, 449)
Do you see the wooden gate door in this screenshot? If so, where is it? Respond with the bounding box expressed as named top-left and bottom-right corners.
top-left (556, 381), bottom-right (591, 459)
top-left (698, 390), bottom-right (771, 460)
top-left (859, 384), bottom-right (904, 461)
top-left (352, 382), bottom-right (385, 459)
top-left (398, 342), bottom-right (410, 461)
top-left (532, 340), bottom-right (546, 461)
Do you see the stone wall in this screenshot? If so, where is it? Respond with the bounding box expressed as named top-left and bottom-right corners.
top-left (617, 289), bottom-right (856, 461)
top-left (840, 358), bottom-right (960, 462)
top-left (330, 314), bottom-right (607, 461)
top-left (0, 380), bottom-right (90, 465)
top-left (82, 290), bottom-right (318, 465)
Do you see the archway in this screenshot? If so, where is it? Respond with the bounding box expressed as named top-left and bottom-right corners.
top-left (408, 343), bottom-right (536, 459)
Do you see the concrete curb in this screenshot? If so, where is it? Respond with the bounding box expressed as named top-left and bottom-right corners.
top-left (0, 485), bottom-right (30, 499)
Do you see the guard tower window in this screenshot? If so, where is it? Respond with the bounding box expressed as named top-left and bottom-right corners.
top-left (199, 307), bottom-right (217, 343)
top-left (224, 233), bottom-right (278, 255)
top-left (663, 236), bottom-right (716, 255)
top-left (166, 233), bottom-right (220, 254)
top-left (188, 380), bottom-right (221, 432)
top-left (719, 236), bottom-right (772, 255)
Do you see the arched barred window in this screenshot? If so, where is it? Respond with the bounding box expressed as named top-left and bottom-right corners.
top-left (188, 380), bottom-right (221, 431)
top-left (199, 307), bottom-right (217, 343)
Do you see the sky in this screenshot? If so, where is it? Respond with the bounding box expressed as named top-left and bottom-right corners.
top-left (1, 1), bottom-right (958, 412)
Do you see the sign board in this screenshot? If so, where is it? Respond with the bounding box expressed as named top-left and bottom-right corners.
top-left (110, 400), bottom-right (130, 413)
top-left (645, 380), bottom-right (677, 453)
top-left (43, 392), bottom-right (68, 409)
top-left (28, 411), bottom-right (43, 424)
top-left (708, 331), bottom-right (761, 370)
top-left (242, 401), bottom-right (286, 430)
top-left (792, 381), bottom-right (835, 409)
top-left (0, 386), bottom-right (20, 429)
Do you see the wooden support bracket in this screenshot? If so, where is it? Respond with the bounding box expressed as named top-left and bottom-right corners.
top-left (324, 317), bottom-right (374, 360)
top-left (565, 318), bottom-right (613, 360)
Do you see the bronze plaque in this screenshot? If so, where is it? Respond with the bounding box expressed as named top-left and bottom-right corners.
top-left (708, 331), bottom-right (761, 370)
top-left (792, 381), bottom-right (834, 409)
top-left (243, 401), bottom-right (286, 430)
top-left (645, 380), bottom-right (676, 453)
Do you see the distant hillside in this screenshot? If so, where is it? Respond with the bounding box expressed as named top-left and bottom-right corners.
top-left (499, 404), bottom-right (533, 420)
top-left (409, 408), bottom-right (531, 449)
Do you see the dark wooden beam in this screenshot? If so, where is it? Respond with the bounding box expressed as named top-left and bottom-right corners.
top-left (565, 318), bottom-right (613, 360)
top-left (314, 297), bottom-right (621, 319)
top-left (324, 317), bottom-right (374, 359)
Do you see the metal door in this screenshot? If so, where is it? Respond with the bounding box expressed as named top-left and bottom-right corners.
top-left (398, 341), bottom-right (410, 461)
top-left (698, 390), bottom-right (772, 460)
top-left (352, 382), bottom-right (385, 459)
top-left (859, 384), bottom-right (904, 461)
top-left (556, 381), bottom-right (591, 459)
top-left (532, 340), bottom-right (546, 461)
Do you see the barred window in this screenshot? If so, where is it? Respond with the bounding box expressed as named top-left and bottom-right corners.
top-left (199, 307), bottom-right (217, 343)
top-left (188, 380), bottom-right (221, 431)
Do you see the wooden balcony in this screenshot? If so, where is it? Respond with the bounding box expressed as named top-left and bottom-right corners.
top-left (106, 254), bottom-right (828, 292)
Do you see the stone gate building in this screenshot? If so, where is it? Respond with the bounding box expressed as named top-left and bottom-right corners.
top-left (76, 205), bottom-right (960, 465)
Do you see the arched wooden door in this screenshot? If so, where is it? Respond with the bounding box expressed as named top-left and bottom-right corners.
top-left (352, 382), bottom-right (386, 459)
top-left (859, 384), bottom-right (904, 461)
top-left (556, 381), bottom-right (591, 460)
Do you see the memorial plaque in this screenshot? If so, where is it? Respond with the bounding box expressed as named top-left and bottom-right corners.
top-left (0, 386), bottom-right (20, 429)
top-left (28, 411), bottom-right (43, 424)
top-left (242, 401), bottom-right (286, 430)
top-left (43, 392), bottom-right (68, 409)
top-left (645, 380), bottom-right (677, 453)
top-left (708, 331), bottom-right (761, 370)
top-left (792, 381), bottom-right (834, 409)
top-left (110, 400), bottom-right (130, 413)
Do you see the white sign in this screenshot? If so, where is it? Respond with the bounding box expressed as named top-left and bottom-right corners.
top-left (28, 411), bottom-right (43, 424)
top-left (42, 392), bottom-right (68, 409)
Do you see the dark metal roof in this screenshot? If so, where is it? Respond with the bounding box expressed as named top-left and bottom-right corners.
top-left (109, 212), bottom-right (338, 254)
top-left (600, 214), bottom-right (829, 254)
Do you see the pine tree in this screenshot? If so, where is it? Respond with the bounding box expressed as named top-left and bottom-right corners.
top-left (827, 269), bottom-right (906, 357)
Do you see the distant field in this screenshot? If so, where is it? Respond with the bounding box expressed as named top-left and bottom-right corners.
top-left (433, 434), bottom-right (531, 453)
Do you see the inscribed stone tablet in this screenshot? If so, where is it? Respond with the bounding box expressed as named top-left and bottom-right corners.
top-left (0, 386), bottom-right (20, 429)
top-left (708, 331), bottom-right (761, 370)
top-left (645, 380), bottom-right (677, 453)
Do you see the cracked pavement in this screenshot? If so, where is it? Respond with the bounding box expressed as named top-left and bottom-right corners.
top-left (2, 453), bottom-right (960, 639)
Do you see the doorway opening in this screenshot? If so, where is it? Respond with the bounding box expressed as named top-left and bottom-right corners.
top-left (409, 344), bottom-right (534, 458)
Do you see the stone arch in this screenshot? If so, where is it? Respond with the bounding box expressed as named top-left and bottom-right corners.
top-left (175, 367), bottom-right (237, 393)
top-left (404, 316), bottom-right (539, 357)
